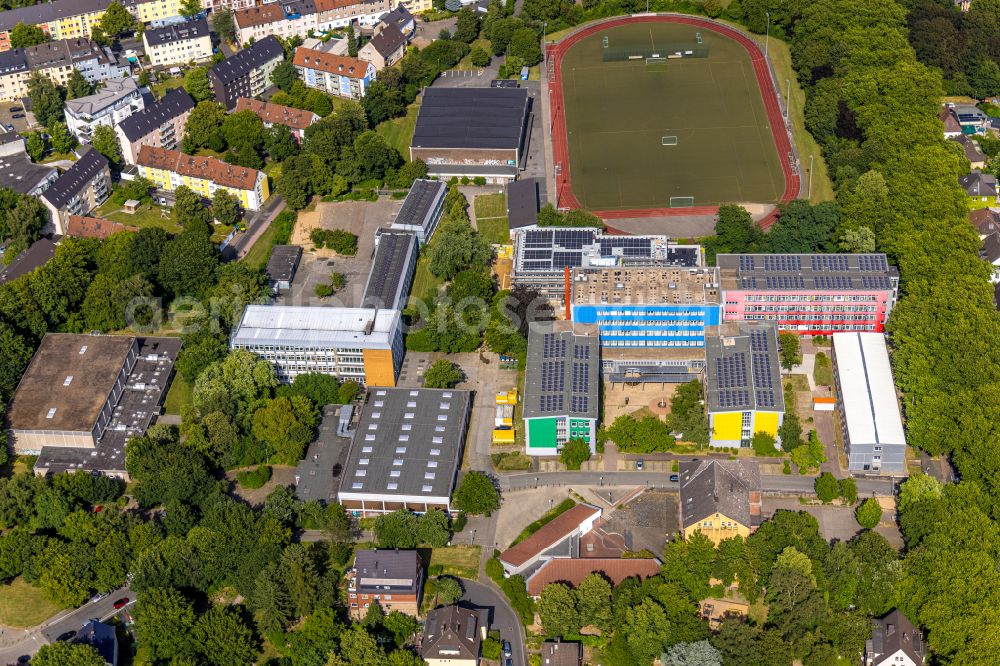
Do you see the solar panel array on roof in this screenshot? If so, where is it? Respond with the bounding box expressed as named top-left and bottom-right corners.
top-left (719, 253), bottom-right (897, 293)
top-left (542, 334), bottom-right (566, 359)
top-left (810, 255), bottom-right (851, 272)
top-left (764, 275), bottom-right (805, 290)
top-left (740, 277), bottom-right (757, 288)
top-left (763, 255), bottom-right (801, 272)
top-left (739, 255), bottom-right (756, 271)
top-left (571, 395), bottom-right (589, 413)
top-left (750, 330), bottom-right (777, 407)
top-left (554, 229), bottom-right (593, 249)
top-left (411, 87), bottom-right (529, 150)
top-left (524, 325), bottom-right (599, 420)
top-left (857, 254), bottom-right (888, 272)
top-left (599, 237), bottom-right (652, 257)
top-left (706, 323), bottom-right (784, 414)
top-left (814, 276), bottom-right (855, 290)
top-left (861, 276), bottom-right (892, 289)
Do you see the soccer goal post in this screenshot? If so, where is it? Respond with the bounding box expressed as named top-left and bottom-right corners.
top-left (669, 196), bottom-right (695, 207)
top-left (661, 136), bottom-right (678, 145)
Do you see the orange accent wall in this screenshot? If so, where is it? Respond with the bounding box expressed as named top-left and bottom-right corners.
top-left (363, 349), bottom-right (397, 387)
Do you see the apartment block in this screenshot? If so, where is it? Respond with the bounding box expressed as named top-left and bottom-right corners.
top-left (142, 18), bottom-right (213, 67)
top-left (347, 550), bottom-right (424, 619)
top-left (136, 145), bottom-right (270, 211)
top-left (234, 97), bottom-right (319, 142)
top-left (208, 36), bottom-right (284, 109)
top-left (40, 149), bottom-right (112, 235)
top-left (315, 0), bottom-right (390, 31)
top-left (64, 77), bottom-right (145, 143)
top-left (293, 47), bottom-right (375, 99)
top-left (0, 39), bottom-right (128, 102)
top-left (717, 253), bottom-right (899, 335)
top-left (234, 1), bottom-right (318, 45)
top-left (115, 88), bottom-right (194, 165)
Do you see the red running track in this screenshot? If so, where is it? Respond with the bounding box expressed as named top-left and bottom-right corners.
top-left (546, 15), bottom-right (800, 230)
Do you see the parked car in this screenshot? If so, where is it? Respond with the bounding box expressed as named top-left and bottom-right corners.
top-left (503, 640), bottom-right (512, 658)
top-left (11, 113), bottom-right (24, 119)
top-left (3, 124), bottom-right (12, 131)
top-left (91, 592), bottom-right (107, 603)
top-left (636, 460), bottom-right (644, 470)
top-left (112, 597), bottom-right (130, 609)
top-left (56, 630), bottom-right (76, 642)
top-left (669, 474), bottom-right (679, 482)
top-left (10, 106), bottom-right (21, 112)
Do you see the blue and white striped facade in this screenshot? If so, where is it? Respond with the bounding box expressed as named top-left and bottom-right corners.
top-left (572, 303), bottom-right (721, 348)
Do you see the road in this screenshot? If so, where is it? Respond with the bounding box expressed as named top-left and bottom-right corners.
top-left (0, 587), bottom-right (133, 665)
top-left (222, 194), bottom-right (286, 261)
top-left (500, 471), bottom-right (897, 496)
top-left (459, 579), bottom-right (526, 666)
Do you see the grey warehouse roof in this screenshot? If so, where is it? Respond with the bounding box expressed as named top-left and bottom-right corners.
top-left (144, 17), bottom-right (210, 47)
top-left (392, 178), bottom-right (446, 233)
top-left (339, 388), bottom-right (470, 502)
top-left (523, 322), bottom-right (600, 420)
top-left (716, 253), bottom-right (899, 291)
top-left (210, 36), bottom-right (283, 85)
top-left (41, 149), bottom-right (108, 210)
top-left (231, 305), bottom-right (400, 349)
top-left (412, 87), bottom-right (529, 150)
top-left (704, 322), bottom-right (784, 414)
top-left (117, 88), bottom-right (194, 142)
top-left (0, 154), bottom-right (56, 195)
top-left (265, 244), bottom-right (302, 283)
top-left (362, 232), bottom-right (416, 310)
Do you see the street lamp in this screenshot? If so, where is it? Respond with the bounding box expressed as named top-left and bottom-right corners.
top-left (785, 79), bottom-right (790, 120)
top-left (764, 11), bottom-right (770, 59)
top-left (471, 529), bottom-right (476, 545)
top-left (542, 22), bottom-right (547, 67)
top-left (599, 476), bottom-right (603, 486)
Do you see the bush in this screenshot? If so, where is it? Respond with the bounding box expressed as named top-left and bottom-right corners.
top-left (485, 557), bottom-right (504, 583)
top-left (751, 431), bottom-right (780, 456)
top-left (815, 472), bottom-right (839, 502)
top-left (839, 477), bottom-right (858, 504)
top-left (482, 637), bottom-right (502, 660)
top-left (310, 228), bottom-right (358, 254)
top-left (428, 564), bottom-right (444, 576)
top-left (856, 497), bottom-right (882, 528)
top-left (559, 438), bottom-right (591, 470)
top-left (473, 176), bottom-right (486, 186)
top-left (314, 283), bottom-right (333, 298)
top-left (500, 575), bottom-right (534, 624)
top-left (783, 460), bottom-right (792, 475)
top-left (236, 465), bottom-right (272, 489)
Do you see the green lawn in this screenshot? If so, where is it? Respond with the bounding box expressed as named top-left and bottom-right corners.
top-left (41, 151), bottom-right (76, 164)
top-left (408, 253), bottom-right (445, 304)
top-left (163, 374), bottom-right (193, 415)
top-left (474, 193), bottom-right (506, 219)
top-left (376, 102), bottom-right (420, 158)
top-left (242, 218), bottom-right (280, 269)
top-left (0, 578), bottom-right (61, 628)
top-left (813, 352), bottom-right (834, 387)
top-left (477, 217), bottom-right (510, 245)
top-left (96, 199), bottom-right (182, 234)
top-left (457, 38), bottom-right (492, 70)
top-left (152, 76), bottom-right (185, 99)
top-left (430, 545), bottom-right (482, 579)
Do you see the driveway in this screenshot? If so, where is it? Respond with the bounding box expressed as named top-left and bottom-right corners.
top-left (459, 579), bottom-right (526, 666)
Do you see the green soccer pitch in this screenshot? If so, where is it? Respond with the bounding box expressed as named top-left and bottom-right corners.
top-left (560, 22), bottom-right (786, 211)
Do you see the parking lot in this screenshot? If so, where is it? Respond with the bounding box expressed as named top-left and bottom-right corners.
top-left (603, 490), bottom-right (679, 554)
top-left (283, 198), bottom-right (404, 307)
top-left (763, 497), bottom-right (904, 549)
top-left (0, 102), bottom-right (32, 133)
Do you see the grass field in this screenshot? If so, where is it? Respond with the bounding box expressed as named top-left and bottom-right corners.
top-left (561, 22), bottom-right (785, 210)
top-left (430, 545), bottom-right (482, 579)
top-left (409, 252), bottom-right (445, 303)
top-left (163, 374), bottom-right (193, 415)
top-left (376, 102), bottom-right (420, 158)
top-left (242, 218), bottom-right (280, 269)
top-left (0, 578), bottom-right (61, 627)
top-left (473, 193), bottom-right (511, 243)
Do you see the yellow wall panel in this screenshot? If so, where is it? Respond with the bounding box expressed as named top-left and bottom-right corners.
top-left (362, 349), bottom-right (396, 387)
top-left (754, 412), bottom-right (780, 437)
top-left (712, 412), bottom-right (743, 441)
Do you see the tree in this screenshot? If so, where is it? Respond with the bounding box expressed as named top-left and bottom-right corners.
top-left (251, 396), bottom-right (320, 463)
top-left (27, 73), bottom-right (64, 128)
top-left (559, 438), bottom-right (590, 471)
top-left (194, 605), bottom-right (259, 666)
top-left (778, 332), bottom-right (801, 370)
top-left (373, 510), bottom-right (418, 548)
top-left (183, 100), bottom-right (226, 151)
top-left (222, 109), bottom-right (265, 151)
top-left (347, 21), bottom-right (357, 57)
top-left (0, 323), bottom-right (33, 398)
top-left (180, 0), bottom-right (202, 18)
top-left (212, 189), bottom-right (241, 227)
top-left (352, 130), bottom-right (401, 180)
top-left (91, 124), bottom-right (122, 166)
top-left (423, 359), bottom-right (464, 388)
top-left (264, 124), bottom-right (298, 161)
top-left (574, 572), bottom-right (612, 631)
top-left (250, 565), bottom-right (292, 633)
top-left (271, 60), bottom-right (299, 92)
top-left (97, 0), bottom-right (137, 40)
top-left (470, 46), bottom-right (491, 67)
top-left (663, 640), bottom-right (722, 666)
top-left (435, 576), bottom-right (463, 606)
top-left (66, 69), bottom-right (93, 100)
top-left (509, 27), bottom-right (541, 65)
top-left (24, 130), bottom-right (46, 162)
top-left (361, 80), bottom-right (405, 126)
top-left (452, 471), bottom-right (500, 515)
top-left (897, 473), bottom-right (943, 513)
top-left (9, 22), bottom-right (45, 48)
top-left (539, 583), bottom-right (578, 637)
top-left (209, 7), bottom-right (235, 41)
top-left (778, 411), bottom-right (803, 451)
top-left (815, 472), bottom-right (839, 502)
top-left (31, 642), bottom-right (106, 666)
top-left (157, 226), bottom-right (220, 298)
top-left (82, 273), bottom-right (154, 332)
top-left (416, 509), bottom-right (451, 547)
top-left (135, 587), bottom-right (197, 662)
top-left (856, 498), bottom-right (882, 528)
top-left (48, 122), bottom-right (77, 154)
top-left (184, 67), bottom-right (213, 102)
top-left (173, 185), bottom-right (212, 228)
top-left (839, 477), bottom-right (858, 505)
top-left (454, 8), bottom-right (480, 43)
top-left (751, 431), bottom-right (780, 456)
top-left (712, 204), bottom-right (761, 255)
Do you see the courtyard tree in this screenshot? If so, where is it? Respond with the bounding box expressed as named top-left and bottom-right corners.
top-left (452, 471), bottom-right (500, 516)
top-left (559, 438), bottom-right (591, 471)
top-left (423, 360), bottom-right (464, 389)
top-left (856, 498), bottom-right (882, 529)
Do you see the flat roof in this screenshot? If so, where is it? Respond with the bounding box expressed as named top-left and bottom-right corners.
top-left (571, 266), bottom-right (720, 306)
top-left (523, 322), bottom-right (600, 420)
top-left (8, 334), bottom-right (135, 432)
top-left (338, 388), bottom-right (470, 502)
top-left (832, 332), bottom-right (905, 446)
top-left (0, 238), bottom-right (55, 285)
top-left (704, 322), bottom-right (784, 413)
top-left (231, 305), bottom-right (401, 349)
top-left (0, 153), bottom-right (56, 195)
top-left (392, 178), bottom-right (446, 233)
top-left (411, 87), bottom-right (529, 151)
top-left (265, 244), bottom-right (302, 283)
top-left (362, 232), bottom-right (416, 310)
top-left (716, 253), bottom-right (898, 291)
top-left (514, 228), bottom-right (699, 274)
top-left (507, 177), bottom-right (539, 230)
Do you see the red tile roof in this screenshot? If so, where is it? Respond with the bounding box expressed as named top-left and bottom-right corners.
top-left (136, 145), bottom-right (261, 191)
top-left (234, 98), bottom-right (318, 131)
top-left (65, 215), bottom-right (138, 239)
top-left (293, 47), bottom-right (369, 79)
top-left (500, 504), bottom-right (601, 568)
top-left (970, 207), bottom-right (1000, 236)
top-left (526, 558), bottom-right (662, 596)
top-left (234, 4), bottom-right (284, 29)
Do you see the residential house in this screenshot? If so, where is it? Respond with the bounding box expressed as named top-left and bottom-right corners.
top-left (234, 1), bottom-right (318, 45)
top-left (678, 459), bottom-right (762, 546)
top-left (201, 0), bottom-right (257, 13)
top-left (0, 238), bottom-right (55, 285)
top-left (950, 103), bottom-right (987, 134)
top-left (64, 77), bottom-right (145, 143)
top-left (143, 18), bottom-right (213, 67)
top-left (208, 36), bottom-right (284, 109)
top-left (382, 4), bottom-right (415, 35)
top-left (421, 605), bottom-right (485, 666)
top-left (981, 232), bottom-right (1000, 283)
top-left (499, 503), bottom-right (601, 576)
top-left (950, 134), bottom-right (987, 169)
top-left (234, 97), bottom-right (319, 142)
top-left (77, 620), bottom-right (118, 666)
top-left (864, 610), bottom-right (926, 666)
top-left (960, 169), bottom-right (998, 204)
top-left (358, 22), bottom-right (407, 70)
top-left (66, 215), bottom-right (138, 239)
top-left (293, 47), bottom-right (375, 99)
top-left (347, 549), bottom-right (423, 619)
top-left (0, 153), bottom-right (58, 196)
top-left (970, 208), bottom-right (1000, 238)
top-left (938, 106), bottom-right (962, 138)
top-left (315, 0), bottom-right (391, 31)
top-left (0, 38), bottom-right (128, 102)
top-left (136, 145), bottom-right (270, 211)
top-left (397, 0), bottom-right (432, 15)
top-left (115, 88), bottom-right (194, 165)
top-left (40, 149), bottom-right (111, 235)
top-left (540, 641), bottom-right (582, 666)
top-left (525, 558), bottom-right (662, 597)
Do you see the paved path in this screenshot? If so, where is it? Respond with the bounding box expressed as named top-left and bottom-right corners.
top-left (225, 194), bottom-right (286, 261)
top-left (459, 579), bottom-right (526, 666)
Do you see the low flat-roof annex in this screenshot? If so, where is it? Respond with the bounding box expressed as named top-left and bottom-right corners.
top-left (231, 305), bottom-right (401, 350)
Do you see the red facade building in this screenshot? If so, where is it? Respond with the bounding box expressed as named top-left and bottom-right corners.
top-left (717, 254), bottom-right (899, 335)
